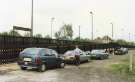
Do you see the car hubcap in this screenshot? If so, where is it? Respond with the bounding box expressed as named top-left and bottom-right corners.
top-left (60, 63), bottom-right (65, 68)
top-left (41, 64), bottom-right (46, 71)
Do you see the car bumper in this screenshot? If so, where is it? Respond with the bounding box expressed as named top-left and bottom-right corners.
top-left (18, 61), bottom-right (40, 69)
top-left (64, 59), bottom-right (76, 63)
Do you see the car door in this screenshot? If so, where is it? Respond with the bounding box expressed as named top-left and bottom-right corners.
top-left (46, 49), bottom-right (58, 67)
top-left (80, 52), bottom-right (85, 62)
top-left (82, 52), bottom-right (88, 61)
top-left (39, 49), bottom-right (51, 66)
top-left (40, 49), bottom-right (57, 67)
top-left (51, 50), bottom-right (58, 65)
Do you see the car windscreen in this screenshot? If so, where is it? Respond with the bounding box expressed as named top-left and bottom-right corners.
top-left (21, 48), bottom-right (41, 55)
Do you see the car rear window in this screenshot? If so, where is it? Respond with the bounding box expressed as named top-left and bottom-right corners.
top-left (22, 48), bottom-right (41, 55)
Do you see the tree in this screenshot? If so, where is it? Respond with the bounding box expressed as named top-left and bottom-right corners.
top-left (74, 37), bottom-right (90, 42)
top-left (94, 37), bottom-right (102, 42)
top-left (55, 31), bottom-right (61, 39)
top-left (0, 32), bottom-right (9, 35)
top-left (74, 37), bottom-right (80, 41)
top-left (24, 32), bottom-right (31, 37)
top-left (116, 39), bottom-right (128, 45)
top-left (102, 36), bottom-right (112, 41)
top-left (115, 39), bottom-right (135, 46)
top-left (44, 35), bottom-right (51, 39)
top-left (0, 30), bottom-right (21, 36)
top-left (64, 24), bottom-right (73, 39)
top-left (55, 24), bottom-right (73, 40)
top-left (34, 34), bottom-right (43, 38)
top-left (8, 30), bottom-right (21, 36)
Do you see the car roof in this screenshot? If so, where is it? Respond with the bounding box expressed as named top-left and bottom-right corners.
top-left (24, 48), bottom-right (50, 51)
top-left (92, 49), bottom-right (105, 51)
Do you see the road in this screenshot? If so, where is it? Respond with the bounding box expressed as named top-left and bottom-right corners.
top-left (0, 50), bottom-right (135, 82)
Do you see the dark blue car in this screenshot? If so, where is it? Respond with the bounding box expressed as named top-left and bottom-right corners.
top-left (18, 48), bottom-right (65, 72)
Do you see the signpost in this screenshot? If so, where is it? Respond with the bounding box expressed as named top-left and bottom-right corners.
top-left (13, 26), bottom-right (32, 36)
top-left (13, 26), bottom-right (32, 31)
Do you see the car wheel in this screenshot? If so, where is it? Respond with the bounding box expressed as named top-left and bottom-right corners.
top-left (106, 56), bottom-right (109, 59)
top-left (38, 64), bottom-right (46, 72)
top-left (86, 59), bottom-right (89, 62)
top-left (21, 66), bottom-right (27, 70)
top-left (59, 62), bottom-right (65, 68)
top-left (100, 56), bottom-right (104, 60)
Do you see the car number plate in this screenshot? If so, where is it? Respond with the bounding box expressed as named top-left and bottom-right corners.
top-left (24, 62), bottom-right (28, 65)
top-left (24, 58), bottom-right (32, 61)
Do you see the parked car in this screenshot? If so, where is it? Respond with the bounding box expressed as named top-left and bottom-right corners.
top-left (123, 48), bottom-right (128, 53)
top-left (85, 51), bottom-right (91, 58)
top-left (114, 48), bottom-right (128, 55)
top-left (90, 49), bottom-right (109, 60)
top-left (63, 50), bottom-right (75, 63)
top-left (63, 50), bottom-right (89, 64)
top-left (18, 48), bottom-right (65, 72)
top-left (80, 51), bottom-right (90, 62)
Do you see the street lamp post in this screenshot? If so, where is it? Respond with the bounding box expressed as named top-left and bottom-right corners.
top-left (90, 11), bottom-right (94, 40)
top-left (110, 22), bottom-right (114, 55)
top-left (79, 25), bottom-right (80, 41)
top-left (110, 22), bottom-right (114, 39)
top-left (31, 0), bottom-right (33, 37)
top-left (129, 33), bottom-right (130, 41)
top-left (121, 28), bottom-right (124, 39)
top-left (51, 17), bottom-right (55, 39)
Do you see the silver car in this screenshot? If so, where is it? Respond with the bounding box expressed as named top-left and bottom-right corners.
top-left (90, 49), bottom-right (109, 60)
top-left (63, 50), bottom-right (89, 63)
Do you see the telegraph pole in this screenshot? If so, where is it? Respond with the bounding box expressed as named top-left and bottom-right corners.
top-left (51, 17), bottom-right (55, 39)
top-left (90, 11), bottom-right (94, 40)
top-left (110, 22), bottom-right (114, 55)
top-left (79, 25), bottom-right (80, 41)
top-left (31, 0), bottom-right (33, 37)
top-left (110, 22), bottom-right (113, 39)
top-left (129, 33), bottom-right (130, 41)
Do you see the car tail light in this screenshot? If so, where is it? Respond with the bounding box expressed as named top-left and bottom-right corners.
top-left (35, 56), bottom-right (41, 64)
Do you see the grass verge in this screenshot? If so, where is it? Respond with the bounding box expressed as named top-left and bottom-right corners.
top-left (109, 57), bottom-right (135, 80)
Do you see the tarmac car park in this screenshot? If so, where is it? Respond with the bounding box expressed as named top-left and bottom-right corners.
top-left (0, 49), bottom-right (133, 82)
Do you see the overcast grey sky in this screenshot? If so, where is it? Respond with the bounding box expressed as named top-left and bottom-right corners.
top-left (0, 0), bottom-right (135, 41)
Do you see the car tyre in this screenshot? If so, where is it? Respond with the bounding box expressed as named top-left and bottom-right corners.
top-left (59, 62), bottom-right (65, 68)
top-left (100, 56), bottom-right (104, 60)
top-left (21, 66), bottom-right (27, 70)
top-left (86, 59), bottom-right (89, 62)
top-left (38, 64), bottom-right (46, 72)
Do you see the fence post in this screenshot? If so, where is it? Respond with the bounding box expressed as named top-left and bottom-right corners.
top-left (129, 53), bottom-right (133, 72)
